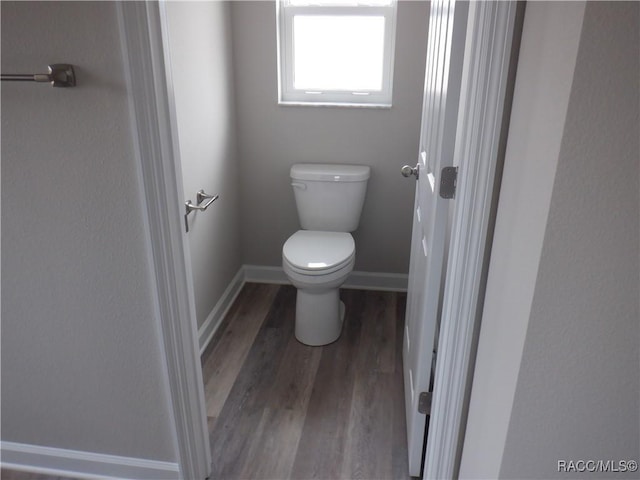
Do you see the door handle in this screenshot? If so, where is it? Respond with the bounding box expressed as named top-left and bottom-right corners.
top-left (401, 164), bottom-right (419, 180)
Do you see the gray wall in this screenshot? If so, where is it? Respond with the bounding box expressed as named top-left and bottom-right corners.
top-left (461, 2), bottom-right (639, 478)
top-left (459, 3), bottom-right (587, 476)
top-left (1, 1), bottom-right (177, 462)
top-left (164, 1), bottom-right (242, 329)
top-left (230, 0), bottom-right (429, 273)
top-left (501, 2), bottom-right (639, 477)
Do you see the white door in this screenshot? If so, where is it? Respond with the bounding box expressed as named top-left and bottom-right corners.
top-left (402, 0), bottom-right (469, 476)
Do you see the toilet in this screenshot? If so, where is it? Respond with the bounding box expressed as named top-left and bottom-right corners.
top-left (282, 163), bottom-right (370, 346)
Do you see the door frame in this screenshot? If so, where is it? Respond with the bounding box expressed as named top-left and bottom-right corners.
top-left (116, 1), bottom-right (521, 479)
top-left (116, 2), bottom-right (211, 479)
top-left (423, 2), bottom-right (521, 478)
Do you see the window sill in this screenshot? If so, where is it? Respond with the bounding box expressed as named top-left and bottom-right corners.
top-left (278, 100), bottom-right (392, 109)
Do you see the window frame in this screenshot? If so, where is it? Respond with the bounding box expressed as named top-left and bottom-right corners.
top-left (276, 0), bottom-right (398, 107)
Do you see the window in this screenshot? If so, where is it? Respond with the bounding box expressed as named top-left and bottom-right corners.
top-left (277, 0), bottom-right (398, 107)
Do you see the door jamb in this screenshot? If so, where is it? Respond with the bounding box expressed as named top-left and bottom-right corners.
top-left (117, 2), bottom-right (211, 479)
top-left (423, 2), bottom-right (520, 479)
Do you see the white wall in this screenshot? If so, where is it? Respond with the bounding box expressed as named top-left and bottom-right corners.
top-left (500, 2), bottom-right (639, 476)
top-left (163, 1), bottom-right (242, 330)
top-left (461, 2), bottom-right (639, 478)
top-left (230, 0), bottom-right (429, 273)
top-left (459, 3), bottom-right (586, 476)
top-left (1, 0), bottom-right (177, 463)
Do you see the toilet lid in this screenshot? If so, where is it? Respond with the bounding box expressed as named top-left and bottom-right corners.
top-left (283, 231), bottom-right (355, 273)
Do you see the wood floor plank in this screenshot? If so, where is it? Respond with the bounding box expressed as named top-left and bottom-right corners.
top-left (341, 370), bottom-right (395, 480)
top-left (289, 289), bottom-right (367, 479)
top-left (340, 291), bottom-right (399, 479)
top-left (355, 290), bottom-right (398, 374)
top-left (239, 334), bottom-right (322, 480)
top-left (202, 282), bottom-right (280, 418)
top-left (392, 292), bottom-right (410, 479)
top-left (0, 470), bottom-right (70, 480)
top-left (209, 285), bottom-right (297, 479)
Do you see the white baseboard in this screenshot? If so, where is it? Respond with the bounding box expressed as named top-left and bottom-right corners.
top-left (343, 270), bottom-right (408, 291)
top-left (197, 265), bottom-right (286, 356)
top-left (197, 267), bottom-right (245, 355)
top-left (197, 264), bottom-right (408, 355)
top-left (0, 441), bottom-right (180, 480)
top-left (243, 264), bottom-right (408, 291)
top-left (243, 265), bottom-right (290, 285)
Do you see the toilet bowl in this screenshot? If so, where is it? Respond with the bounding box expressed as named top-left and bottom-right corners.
top-left (283, 230), bottom-right (355, 345)
top-left (282, 164), bottom-right (370, 346)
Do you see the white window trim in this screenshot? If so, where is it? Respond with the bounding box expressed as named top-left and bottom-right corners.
top-left (276, 1), bottom-right (397, 107)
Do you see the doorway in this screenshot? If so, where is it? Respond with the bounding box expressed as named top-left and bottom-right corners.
top-left (117, 1), bottom-right (522, 478)
top-left (157, 0), bottom-right (428, 476)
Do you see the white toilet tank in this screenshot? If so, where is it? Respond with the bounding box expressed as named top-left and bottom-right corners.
top-left (290, 163), bottom-right (370, 232)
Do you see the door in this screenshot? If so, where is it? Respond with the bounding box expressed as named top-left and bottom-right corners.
top-left (402, 0), bottom-right (468, 476)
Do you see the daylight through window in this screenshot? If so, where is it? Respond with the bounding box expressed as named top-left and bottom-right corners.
top-left (277, 0), bottom-right (397, 106)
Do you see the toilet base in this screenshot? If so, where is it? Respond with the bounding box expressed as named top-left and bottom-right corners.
top-left (294, 288), bottom-right (345, 346)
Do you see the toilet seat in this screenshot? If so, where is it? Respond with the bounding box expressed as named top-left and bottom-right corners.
top-left (283, 230), bottom-right (355, 276)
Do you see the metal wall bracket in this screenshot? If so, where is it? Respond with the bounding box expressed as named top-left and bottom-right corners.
top-left (439, 166), bottom-right (458, 199)
top-left (1, 64), bottom-right (76, 87)
top-left (418, 391), bottom-right (432, 415)
top-left (184, 190), bottom-right (219, 232)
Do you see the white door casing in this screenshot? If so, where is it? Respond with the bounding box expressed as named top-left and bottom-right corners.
top-left (403, 0), bottom-right (469, 476)
top-left (117, 2), bottom-right (212, 479)
top-left (425, 2), bottom-right (520, 478)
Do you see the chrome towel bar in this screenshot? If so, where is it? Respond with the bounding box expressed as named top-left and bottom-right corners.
top-left (1, 64), bottom-right (76, 87)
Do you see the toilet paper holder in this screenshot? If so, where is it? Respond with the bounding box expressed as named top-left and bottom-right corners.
top-left (184, 190), bottom-right (219, 232)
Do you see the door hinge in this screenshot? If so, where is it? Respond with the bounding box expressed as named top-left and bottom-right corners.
top-left (418, 391), bottom-right (432, 415)
top-left (439, 166), bottom-right (458, 199)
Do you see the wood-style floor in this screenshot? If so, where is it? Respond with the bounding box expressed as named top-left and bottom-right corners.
top-left (2, 283), bottom-right (410, 480)
top-left (202, 283), bottom-right (409, 480)
top-left (0, 471), bottom-right (72, 480)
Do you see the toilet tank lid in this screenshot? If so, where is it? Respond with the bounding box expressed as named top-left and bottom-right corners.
top-left (290, 163), bottom-right (370, 182)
